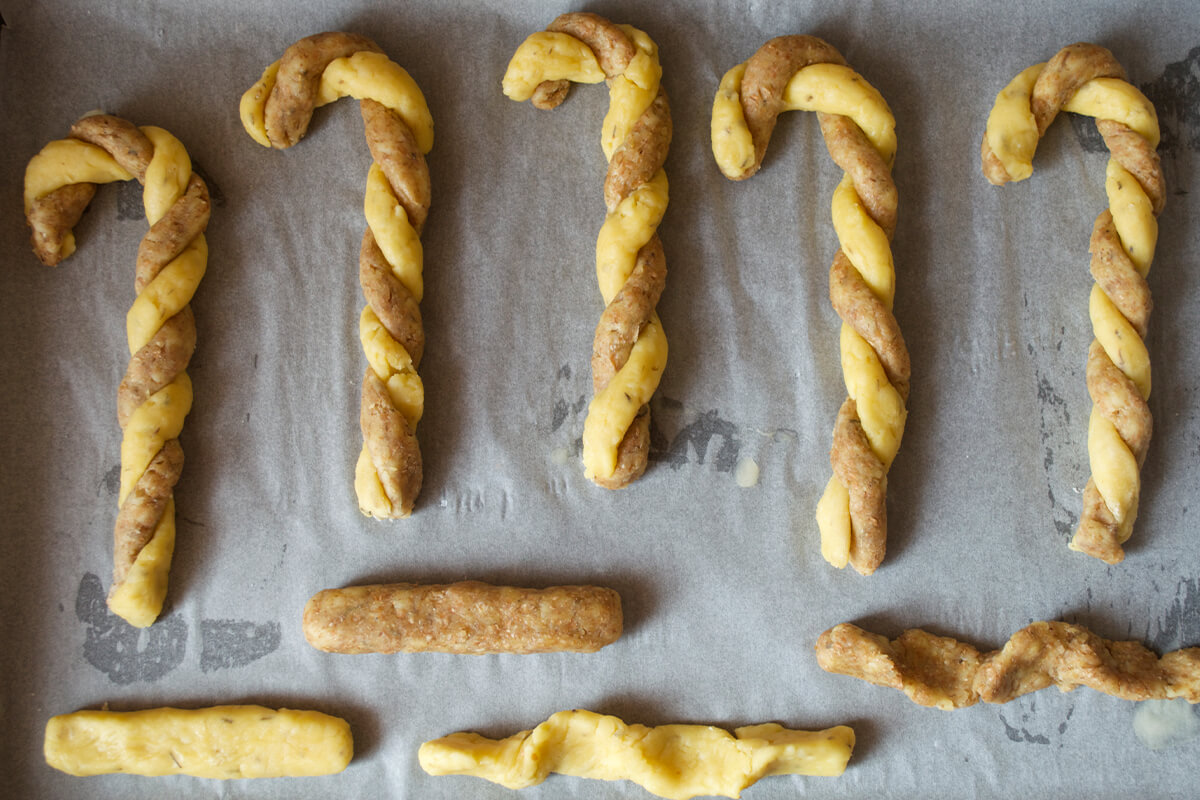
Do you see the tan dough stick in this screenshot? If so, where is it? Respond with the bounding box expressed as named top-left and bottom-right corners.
top-left (982, 43), bottom-right (1165, 563)
top-left (815, 621), bottom-right (1200, 709)
top-left (44, 705), bottom-right (352, 778)
top-left (240, 31), bottom-right (434, 519)
top-left (503, 12), bottom-right (671, 489)
top-left (419, 709), bottom-right (855, 799)
top-left (711, 36), bottom-right (907, 575)
top-left (303, 580), bottom-right (622, 654)
top-left (23, 114), bottom-right (210, 628)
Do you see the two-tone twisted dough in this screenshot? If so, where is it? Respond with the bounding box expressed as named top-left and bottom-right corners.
top-left (982, 43), bottom-right (1164, 563)
top-left (419, 709), bottom-right (854, 799)
top-left (503, 12), bottom-right (671, 489)
top-left (815, 621), bottom-right (1200, 710)
top-left (240, 31), bottom-right (433, 518)
top-left (712, 36), bottom-right (907, 574)
top-left (302, 580), bottom-right (623, 654)
top-left (24, 114), bottom-right (209, 628)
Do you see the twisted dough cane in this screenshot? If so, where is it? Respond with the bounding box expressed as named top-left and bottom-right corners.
top-left (712, 36), bottom-right (907, 575)
top-left (816, 620), bottom-right (1200, 710)
top-left (419, 709), bottom-right (854, 799)
top-left (503, 12), bottom-right (671, 489)
top-left (982, 43), bottom-right (1164, 564)
top-left (240, 31), bottom-right (433, 519)
top-left (24, 114), bottom-right (209, 628)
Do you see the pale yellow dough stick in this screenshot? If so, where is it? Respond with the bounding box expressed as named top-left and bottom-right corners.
top-left (712, 36), bottom-right (907, 575)
top-left (419, 709), bottom-right (854, 799)
top-left (23, 114), bottom-right (209, 628)
top-left (503, 12), bottom-right (672, 489)
top-left (241, 31), bottom-right (433, 519)
top-left (44, 705), bottom-right (353, 778)
top-left (981, 43), bottom-right (1164, 563)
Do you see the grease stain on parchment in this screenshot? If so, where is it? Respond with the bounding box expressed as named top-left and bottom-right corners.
top-left (76, 572), bottom-right (186, 685)
top-left (996, 699), bottom-right (1072, 747)
top-left (1031, 359), bottom-right (1078, 540)
top-left (199, 619), bottom-right (281, 673)
top-left (1151, 578), bottom-right (1200, 652)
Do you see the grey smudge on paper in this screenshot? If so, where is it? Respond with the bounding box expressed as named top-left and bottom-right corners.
top-left (1140, 45), bottom-right (1200, 155)
top-left (997, 711), bottom-right (1051, 745)
top-left (651, 408), bottom-right (741, 473)
top-left (1033, 366), bottom-right (1077, 539)
top-left (1069, 113), bottom-right (1108, 154)
top-left (117, 179), bottom-right (142, 220)
top-left (200, 619), bottom-right (281, 673)
top-left (101, 464), bottom-right (120, 498)
top-left (75, 572), bottom-right (186, 685)
top-left (1150, 578), bottom-right (1200, 652)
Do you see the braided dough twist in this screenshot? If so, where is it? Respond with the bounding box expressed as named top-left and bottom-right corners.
top-left (982, 43), bottom-right (1164, 564)
top-left (816, 620), bottom-right (1200, 710)
top-left (503, 12), bottom-right (671, 489)
top-left (419, 709), bottom-right (854, 799)
top-left (240, 31), bottom-right (434, 519)
top-left (712, 36), bottom-right (907, 575)
top-left (24, 114), bottom-right (209, 628)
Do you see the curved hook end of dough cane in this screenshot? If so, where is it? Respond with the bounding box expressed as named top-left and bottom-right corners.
top-left (502, 31), bottom-right (605, 103)
top-left (240, 61), bottom-right (281, 149)
top-left (711, 62), bottom-right (757, 180)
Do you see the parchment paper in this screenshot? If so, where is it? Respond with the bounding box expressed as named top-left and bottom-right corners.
top-left (2, 1), bottom-right (1198, 797)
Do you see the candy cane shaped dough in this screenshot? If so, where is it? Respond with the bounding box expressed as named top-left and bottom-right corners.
top-left (982, 43), bottom-right (1164, 564)
top-left (240, 31), bottom-right (433, 519)
top-left (503, 12), bottom-right (672, 489)
top-left (712, 36), bottom-right (907, 575)
top-left (24, 114), bottom-right (210, 628)
top-left (419, 709), bottom-right (854, 799)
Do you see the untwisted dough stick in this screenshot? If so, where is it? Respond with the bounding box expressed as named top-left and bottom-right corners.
top-left (815, 621), bottom-right (1200, 709)
top-left (240, 31), bottom-right (433, 519)
top-left (503, 12), bottom-right (671, 489)
top-left (712, 36), bottom-right (907, 575)
top-left (982, 43), bottom-right (1164, 564)
top-left (302, 580), bottom-right (623, 654)
top-left (419, 709), bottom-right (854, 799)
top-left (24, 114), bottom-right (209, 628)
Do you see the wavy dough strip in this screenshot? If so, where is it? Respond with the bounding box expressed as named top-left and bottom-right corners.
top-left (241, 31), bottom-right (433, 519)
top-left (503, 12), bottom-right (671, 489)
top-left (419, 709), bottom-right (854, 799)
top-left (816, 621), bottom-right (1200, 710)
top-left (24, 114), bottom-right (209, 628)
top-left (982, 43), bottom-right (1165, 563)
top-left (712, 36), bottom-right (907, 575)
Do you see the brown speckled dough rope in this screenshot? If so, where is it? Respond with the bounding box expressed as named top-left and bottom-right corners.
top-left (982, 43), bottom-right (1165, 563)
top-left (503, 12), bottom-right (671, 489)
top-left (816, 621), bottom-right (1200, 709)
top-left (712, 36), bottom-right (907, 575)
top-left (24, 114), bottom-right (209, 628)
top-left (240, 31), bottom-right (433, 519)
top-left (302, 580), bottom-right (623, 654)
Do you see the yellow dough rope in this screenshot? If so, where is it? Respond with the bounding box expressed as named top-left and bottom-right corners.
top-left (241, 31), bottom-right (434, 519)
top-left (816, 620), bottom-right (1200, 709)
top-left (712, 35), bottom-right (907, 575)
top-left (45, 705), bottom-right (353, 778)
top-left (982, 43), bottom-right (1164, 564)
top-left (24, 114), bottom-right (209, 628)
top-left (503, 12), bottom-right (672, 489)
top-left (419, 709), bottom-right (854, 799)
